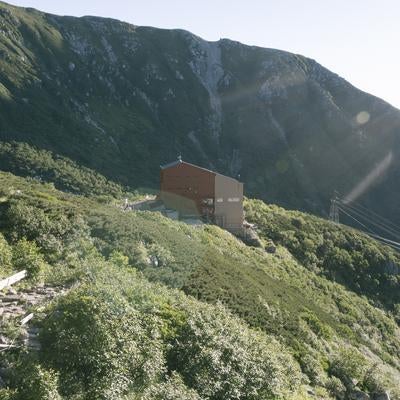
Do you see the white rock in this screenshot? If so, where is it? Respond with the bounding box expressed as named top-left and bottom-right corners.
top-left (185, 33), bottom-right (224, 140)
top-left (175, 70), bottom-right (184, 80)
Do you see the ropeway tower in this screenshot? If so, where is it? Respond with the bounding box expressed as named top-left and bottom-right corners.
top-left (329, 194), bottom-right (339, 223)
top-left (328, 194), bottom-right (400, 252)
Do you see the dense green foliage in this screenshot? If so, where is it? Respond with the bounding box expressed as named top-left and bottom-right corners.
top-left (40, 279), bottom-right (165, 399)
top-left (0, 141), bottom-right (125, 197)
top-left (245, 200), bottom-right (400, 310)
top-left (169, 302), bottom-right (301, 399)
top-left (1, 171), bottom-right (400, 398)
top-left (0, 232), bottom-right (46, 280)
top-left (1, 243), bottom-right (304, 398)
top-left (139, 373), bottom-right (202, 400)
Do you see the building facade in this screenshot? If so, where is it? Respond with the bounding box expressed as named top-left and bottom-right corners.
top-left (160, 159), bottom-right (244, 234)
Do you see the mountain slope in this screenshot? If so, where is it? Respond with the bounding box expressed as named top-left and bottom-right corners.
top-left (0, 141), bottom-right (126, 196)
top-left (0, 1), bottom-right (400, 220)
top-left (1, 170), bottom-right (400, 398)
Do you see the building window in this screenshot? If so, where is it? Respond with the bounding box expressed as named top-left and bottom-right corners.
top-left (202, 198), bottom-right (214, 205)
top-left (216, 198), bottom-right (223, 203)
top-left (228, 197), bottom-right (240, 202)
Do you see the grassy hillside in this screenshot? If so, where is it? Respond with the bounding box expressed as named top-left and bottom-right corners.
top-left (0, 141), bottom-right (126, 197)
top-left (1, 171), bottom-right (400, 398)
top-left (245, 200), bottom-right (400, 310)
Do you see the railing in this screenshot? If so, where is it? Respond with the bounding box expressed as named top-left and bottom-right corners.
top-left (0, 270), bottom-right (33, 351)
top-left (0, 270), bottom-right (27, 290)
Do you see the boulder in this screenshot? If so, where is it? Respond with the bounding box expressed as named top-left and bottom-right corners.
top-left (350, 390), bottom-right (371, 400)
top-left (265, 244), bottom-right (277, 254)
top-left (241, 228), bottom-right (263, 247)
top-left (0, 335), bottom-right (9, 345)
top-left (6, 287), bottom-right (17, 295)
top-left (350, 391), bottom-right (370, 400)
top-left (373, 392), bottom-right (391, 400)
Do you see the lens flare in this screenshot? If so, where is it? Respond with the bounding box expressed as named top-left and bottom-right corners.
top-left (343, 151), bottom-right (393, 203)
top-left (356, 111), bottom-right (370, 125)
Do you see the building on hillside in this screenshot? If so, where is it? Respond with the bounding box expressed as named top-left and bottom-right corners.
top-left (160, 158), bottom-right (244, 234)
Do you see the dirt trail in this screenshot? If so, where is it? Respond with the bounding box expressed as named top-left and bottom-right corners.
top-left (0, 283), bottom-right (66, 350)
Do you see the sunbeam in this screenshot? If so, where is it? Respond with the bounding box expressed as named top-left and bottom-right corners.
top-left (343, 151), bottom-right (393, 204)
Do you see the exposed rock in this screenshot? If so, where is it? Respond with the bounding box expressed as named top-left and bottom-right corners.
top-left (373, 392), bottom-right (391, 400)
top-left (265, 244), bottom-right (277, 254)
top-left (304, 385), bottom-right (315, 396)
top-left (350, 391), bottom-right (370, 400)
top-left (0, 335), bottom-right (9, 344)
top-left (0, 283), bottom-right (65, 352)
top-left (1, 294), bottom-right (22, 302)
top-left (149, 255), bottom-right (159, 268)
top-left (185, 32), bottom-right (223, 140)
top-left (6, 287), bottom-right (17, 295)
top-left (241, 227), bottom-right (263, 247)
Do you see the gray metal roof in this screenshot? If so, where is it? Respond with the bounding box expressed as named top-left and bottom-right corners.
top-left (160, 159), bottom-right (242, 183)
top-left (160, 159), bottom-right (183, 169)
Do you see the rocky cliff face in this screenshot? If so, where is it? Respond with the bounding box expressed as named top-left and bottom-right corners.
top-left (0, 1), bottom-right (399, 219)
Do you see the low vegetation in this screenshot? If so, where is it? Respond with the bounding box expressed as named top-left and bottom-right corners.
top-left (1, 170), bottom-right (400, 398)
top-left (0, 176), bottom-right (303, 398)
top-left (245, 200), bottom-right (400, 310)
top-left (0, 141), bottom-right (126, 197)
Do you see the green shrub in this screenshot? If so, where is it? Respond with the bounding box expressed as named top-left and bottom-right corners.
top-left (0, 389), bottom-right (17, 400)
top-left (325, 376), bottom-right (346, 398)
top-left (13, 364), bottom-right (61, 400)
top-left (2, 172), bottom-right (400, 398)
top-left (140, 372), bottom-right (203, 400)
top-left (171, 302), bottom-right (302, 399)
top-left (147, 243), bottom-right (175, 267)
top-left (299, 354), bottom-right (327, 386)
top-left (363, 364), bottom-right (389, 393)
top-left (12, 238), bottom-right (45, 279)
top-left (0, 233), bottom-right (12, 275)
top-left (245, 199), bottom-right (400, 309)
top-left (300, 310), bottom-right (333, 339)
top-left (329, 347), bottom-right (368, 387)
top-left (2, 200), bottom-right (92, 264)
top-left (392, 303), bottom-right (400, 324)
top-left (108, 249), bottom-right (130, 268)
top-left (0, 141), bottom-right (125, 197)
top-left (40, 286), bottom-right (165, 399)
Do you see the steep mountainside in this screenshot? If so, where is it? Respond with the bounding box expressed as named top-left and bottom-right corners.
top-left (0, 1), bottom-right (400, 220)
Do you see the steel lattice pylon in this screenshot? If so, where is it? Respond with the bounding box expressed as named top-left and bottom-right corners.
top-left (329, 196), bottom-right (339, 223)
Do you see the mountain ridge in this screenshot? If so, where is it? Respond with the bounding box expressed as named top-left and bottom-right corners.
top-left (0, 0), bottom-right (399, 222)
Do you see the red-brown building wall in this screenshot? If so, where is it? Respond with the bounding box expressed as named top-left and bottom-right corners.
top-left (160, 163), bottom-right (216, 216)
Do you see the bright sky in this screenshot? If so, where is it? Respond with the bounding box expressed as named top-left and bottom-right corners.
top-left (8, 0), bottom-right (400, 109)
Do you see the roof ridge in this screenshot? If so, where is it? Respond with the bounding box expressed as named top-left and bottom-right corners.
top-left (160, 159), bottom-right (241, 183)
